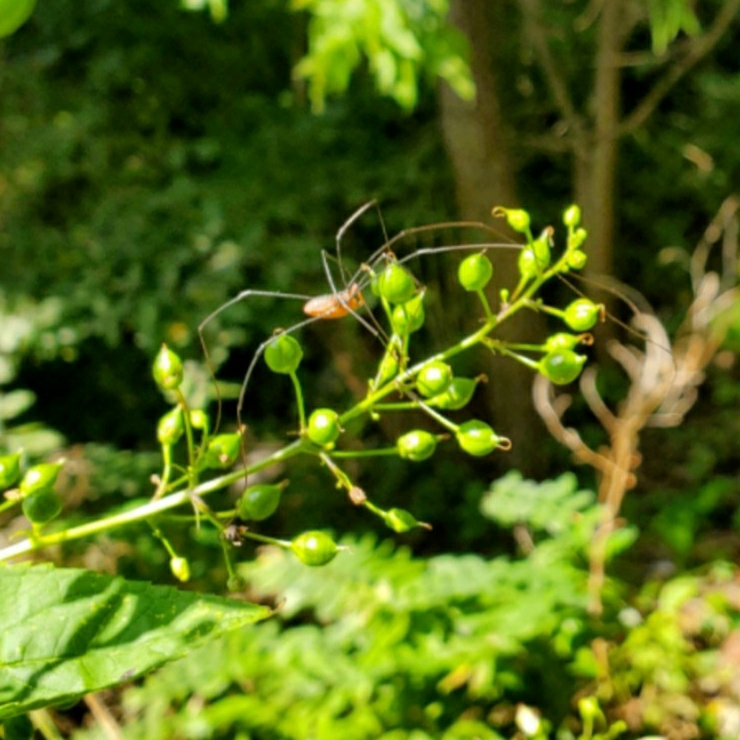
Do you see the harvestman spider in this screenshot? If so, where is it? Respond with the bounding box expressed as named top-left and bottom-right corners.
top-left (197, 201), bottom-right (519, 439)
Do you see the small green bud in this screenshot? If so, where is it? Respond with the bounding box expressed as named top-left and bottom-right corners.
top-left (567, 227), bottom-right (588, 250)
top-left (157, 407), bottom-right (184, 446)
top-left (291, 530), bottom-right (339, 566)
top-left (22, 489), bottom-right (62, 525)
top-left (458, 253), bottom-right (493, 291)
top-left (385, 508), bottom-right (429, 533)
top-left (202, 433), bottom-right (242, 469)
top-left (566, 250), bottom-right (588, 270)
top-left (19, 462), bottom-right (62, 496)
top-left (563, 204), bottom-right (581, 228)
top-left (416, 361), bottom-right (452, 398)
top-left (238, 482), bottom-right (284, 521)
top-left (532, 230), bottom-right (552, 269)
top-left (518, 248), bottom-right (538, 280)
top-left (307, 408), bottom-right (341, 447)
top-left (391, 293), bottom-right (425, 334)
top-left (563, 298), bottom-right (602, 332)
top-left (397, 430), bottom-right (437, 462)
top-left (264, 333), bottom-right (303, 374)
top-left (374, 350), bottom-right (400, 388)
top-left (170, 556), bottom-right (191, 582)
top-left (456, 420), bottom-right (502, 457)
top-left (0, 453), bottom-right (22, 490)
top-left (153, 344), bottom-right (184, 391)
top-left (377, 262), bottom-right (417, 304)
top-left (539, 349), bottom-right (587, 385)
top-left (493, 206), bottom-right (530, 234)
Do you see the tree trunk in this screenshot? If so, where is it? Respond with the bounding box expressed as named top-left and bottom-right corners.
top-left (438, 0), bottom-right (548, 476)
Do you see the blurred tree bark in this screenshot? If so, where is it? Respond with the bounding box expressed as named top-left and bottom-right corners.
top-left (439, 0), bottom-right (548, 475)
top-left (436, 0), bottom-right (740, 471)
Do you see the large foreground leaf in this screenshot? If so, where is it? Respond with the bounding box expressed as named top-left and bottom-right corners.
top-left (0, 564), bottom-right (271, 719)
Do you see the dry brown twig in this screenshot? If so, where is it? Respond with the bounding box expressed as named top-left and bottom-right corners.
top-left (533, 197), bottom-right (740, 615)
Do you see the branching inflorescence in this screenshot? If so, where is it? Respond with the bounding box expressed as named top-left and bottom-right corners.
top-left (0, 204), bottom-right (603, 585)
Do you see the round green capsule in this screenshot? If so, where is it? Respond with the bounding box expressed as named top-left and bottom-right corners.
top-left (456, 420), bottom-right (501, 457)
top-left (397, 430), bottom-right (437, 462)
top-left (238, 482), bottom-right (284, 521)
top-left (563, 299), bottom-right (601, 332)
top-left (22, 489), bottom-right (62, 525)
top-left (264, 334), bottom-right (303, 374)
top-left (544, 333), bottom-right (582, 352)
top-left (416, 361), bottom-right (452, 398)
top-left (291, 530), bottom-right (339, 566)
top-left (539, 349), bottom-right (587, 385)
top-left (566, 250), bottom-right (587, 270)
top-left (157, 407), bottom-right (184, 446)
top-left (494, 207), bottom-right (530, 234)
top-left (19, 462), bottom-right (62, 496)
top-left (391, 293), bottom-right (425, 334)
top-left (458, 253), bottom-right (493, 292)
top-left (152, 344), bottom-right (184, 391)
top-left (431, 376), bottom-right (478, 410)
top-left (377, 262), bottom-right (417, 304)
top-left (307, 408), bottom-right (341, 446)
top-left (202, 433), bottom-right (242, 469)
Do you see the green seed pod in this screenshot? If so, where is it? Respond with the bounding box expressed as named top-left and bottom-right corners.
top-left (202, 433), bottom-right (242, 469)
top-left (169, 556), bottom-right (191, 583)
top-left (19, 462), bottom-right (62, 496)
top-left (391, 293), bottom-right (425, 334)
top-left (264, 333), bottom-right (303, 374)
top-left (152, 344), bottom-right (184, 391)
top-left (539, 349), bottom-right (587, 385)
top-left (377, 262), bottom-right (417, 304)
top-left (307, 408), bottom-right (341, 446)
top-left (157, 407), bottom-right (184, 446)
top-left (22, 489), bottom-right (62, 525)
top-left (0, 0), bottom-right (36, 38)
top-left (544, 333), bottom-right (582, 352)
top-left (416, 361), bottom-right (452, 398)
top-left (227, 575), bottom-right (245, 592)
top-left (238, 482), bottom-right (284, 521)
top-left (189, 409), bottom-right (209, 431)
top-left (563, 204), bottom-right (581, 228)
top-left (374, 350), bottom-right (400, 388)
top-left (532, 231), bottom-right (552, 269)
top-left (432, 376), bottom-right (479, 410)
top-left (385, 508), bottom-right (424, 533)
top-left (564, 298), bottom-right (601, 332)
top-left (566, 250), bottom-right (587, 270)
top-left (0, 453), bottom-right (22, 490)
top-left (456, 420), bottom-right (501, 457)
top-left (493, 207), bottom-right (530, 234)
top-left (518, 248), bottom-right (539, 280)
top-left (291, 530), bottom-right (339, 566)
top-left (458, 253), bottom-right (493, 292)
top-left (397, 430), bottom-right (437, 462)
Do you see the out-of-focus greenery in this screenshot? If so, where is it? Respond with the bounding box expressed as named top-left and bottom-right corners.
top-left (68, 474), bottom-right (740, 740)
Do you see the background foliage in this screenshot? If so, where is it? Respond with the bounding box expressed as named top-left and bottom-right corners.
top-left (2, 0), bottom-right (740, 737)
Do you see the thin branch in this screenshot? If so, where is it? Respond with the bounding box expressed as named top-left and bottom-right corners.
top-left (517, 0), bottom-right (587, 146)
top-left (620, 0), bottom-right (740, 136)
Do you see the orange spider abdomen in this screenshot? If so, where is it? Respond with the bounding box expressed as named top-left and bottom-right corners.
top-left (303, 285), bottom-right (365, 320)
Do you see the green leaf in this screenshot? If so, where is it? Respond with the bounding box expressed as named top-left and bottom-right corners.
top-left (0, 390), bottom-right (36, 421)
top-left (0, 565), bottom-right (271, 719)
